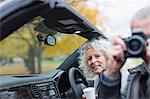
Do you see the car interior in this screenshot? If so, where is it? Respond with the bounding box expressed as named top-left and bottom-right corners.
top-left (0, 0), bottom-right (106, 99)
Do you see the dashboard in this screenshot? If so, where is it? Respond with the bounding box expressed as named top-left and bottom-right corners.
top-left (0, 70), bottom-right (71, 99)
top-left (29, 79), bottom-right (60, 99)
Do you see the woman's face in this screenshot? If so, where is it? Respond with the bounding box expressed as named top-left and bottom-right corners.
top-left (87, 47), bottom-right (106, 74)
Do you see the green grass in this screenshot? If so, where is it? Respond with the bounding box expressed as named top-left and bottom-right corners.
top-left (42, 60), bottom-right (62, 67)
top-left (133, 58), bottom-right (143, 66)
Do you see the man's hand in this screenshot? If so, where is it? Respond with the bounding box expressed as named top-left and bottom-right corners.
top-left (105, 36), bottom-right (127, 77)
top-left (144, 38), bottom-right (150, 67)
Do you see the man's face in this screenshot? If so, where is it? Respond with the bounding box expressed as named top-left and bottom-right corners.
top-left (131, 17), bottom-right (150, 35)
top-left (131, 17), bottom-right (150, 65)
top-left (87, 47), bottom-right (106, 74)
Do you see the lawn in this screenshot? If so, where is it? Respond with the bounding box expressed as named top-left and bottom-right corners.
top-left (0, 60), bottom-right (62, 75)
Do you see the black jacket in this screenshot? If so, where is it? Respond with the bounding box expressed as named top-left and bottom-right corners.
top-left (97, 62), bottom-right (150, 99)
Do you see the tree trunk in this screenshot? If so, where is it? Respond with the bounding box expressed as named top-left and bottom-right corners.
top-left (24, 47), bottom-right (35, 73)
top-left (37, 51), bottom-right (42, 73)
top-left (23, 39), bottom-right (43, 74)
top-left (36, 43), bottom-right (42, 73)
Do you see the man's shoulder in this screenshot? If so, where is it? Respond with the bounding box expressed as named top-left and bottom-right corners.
top-left (128, 62), bottom-right (147, 74)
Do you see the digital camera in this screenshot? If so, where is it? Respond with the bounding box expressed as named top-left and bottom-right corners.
top-left (124, 29), bottom-right (149, 58)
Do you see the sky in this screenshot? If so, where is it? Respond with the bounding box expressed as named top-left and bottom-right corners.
top-left (87, 0), bottom-right (150, 38)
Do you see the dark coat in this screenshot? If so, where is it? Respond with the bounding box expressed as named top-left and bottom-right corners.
top-left (97, 62), bottom-right (150, 99)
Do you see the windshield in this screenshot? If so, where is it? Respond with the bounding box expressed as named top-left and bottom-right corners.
top-left (0, 22), bottom-right (87, 75)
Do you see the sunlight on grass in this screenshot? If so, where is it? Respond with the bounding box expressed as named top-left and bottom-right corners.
top-left (41, 60), bottom-right (63, 72)
top-left (0, 61), bottom-right (61, 75)
top-left (0, 63), bottom-right (30, 75)
top-left (42, 66), bottom-right (58, 72)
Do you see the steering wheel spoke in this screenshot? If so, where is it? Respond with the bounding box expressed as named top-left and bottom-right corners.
top-left (69, 67), bottom-right (89, 98)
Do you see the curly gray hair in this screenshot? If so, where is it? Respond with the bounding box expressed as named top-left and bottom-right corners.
top-left (78, 38), bottom-right (111, 78)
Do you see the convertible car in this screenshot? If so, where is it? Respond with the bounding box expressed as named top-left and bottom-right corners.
top-left (0, 0), bottom-right (106, 98)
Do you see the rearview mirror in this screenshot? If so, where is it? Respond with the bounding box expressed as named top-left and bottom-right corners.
top-left (45, 35), bottom-right (56, 46)
top-left (37, 34), bottom-right (56, 46)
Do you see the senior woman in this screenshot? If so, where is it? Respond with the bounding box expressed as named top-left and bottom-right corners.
top-left (78, 37), bottom-right (111, 88)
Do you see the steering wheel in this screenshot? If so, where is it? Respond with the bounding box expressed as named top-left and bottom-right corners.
top-left (69, 67), bottom-right (89, 98)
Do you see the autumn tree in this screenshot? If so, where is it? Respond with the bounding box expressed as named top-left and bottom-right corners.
top-left (0, 19), bottom-right (43, 73)
top-left (0, 0), bottom-right (105, 74)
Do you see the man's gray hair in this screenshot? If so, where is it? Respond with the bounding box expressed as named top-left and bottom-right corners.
top-left (130, 6), bottom-right (150, 30)
top-left (132, 6), bottom-right (150, 20)
top-left (78, 38), bottom-right (111, 78)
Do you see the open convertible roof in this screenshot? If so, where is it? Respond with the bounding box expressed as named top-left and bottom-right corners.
top-left (0, 0), bottom-right (106, 40)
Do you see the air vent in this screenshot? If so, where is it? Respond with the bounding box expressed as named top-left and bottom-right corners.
top-left (30, 85), bottom-right (40, 98)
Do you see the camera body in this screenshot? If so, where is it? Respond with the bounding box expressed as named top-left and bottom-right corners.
top-left (124, 29), bottom-right (148, 58)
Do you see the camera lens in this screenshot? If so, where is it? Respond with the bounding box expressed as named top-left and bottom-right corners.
top-left (124, 31), bottom-right (147, 57)
top-left (128, 39), bottom-right (141, 51)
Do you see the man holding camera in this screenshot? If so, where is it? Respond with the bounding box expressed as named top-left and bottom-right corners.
top-left (97, 6), bottom-right (150, 99)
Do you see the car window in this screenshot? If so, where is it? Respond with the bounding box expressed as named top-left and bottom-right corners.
top-left (0, 22), bottom-right (87, 75)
